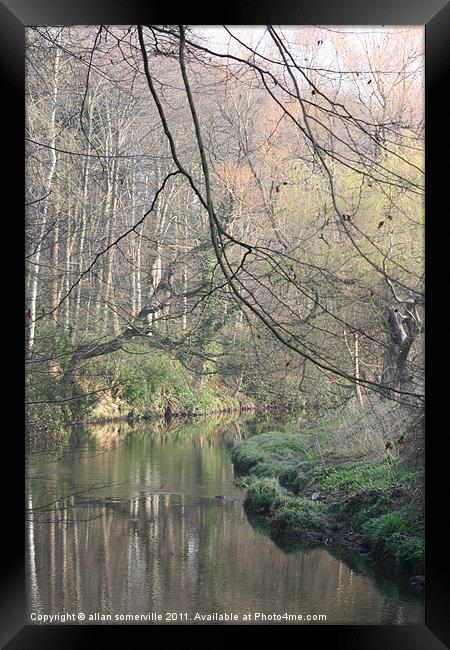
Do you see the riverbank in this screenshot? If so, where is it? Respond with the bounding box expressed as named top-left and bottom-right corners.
top-left (26, 414), bottom-right (424, 624)
top-left (230, 427), bottom-right (424, 583)
top-left (26, 399), bottom-right (259, 452)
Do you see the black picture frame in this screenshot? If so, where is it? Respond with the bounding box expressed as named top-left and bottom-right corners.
top-left (3, 0), bottom-right (449, 647)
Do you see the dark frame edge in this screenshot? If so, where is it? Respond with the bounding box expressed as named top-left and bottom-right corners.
top-left (0, 0), bottom-right (26, 648)
top-left (424, 1), bottom-right (450, 648)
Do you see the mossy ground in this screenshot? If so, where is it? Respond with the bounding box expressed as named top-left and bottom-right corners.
top-left (231, 431), bottom-right (424, 576)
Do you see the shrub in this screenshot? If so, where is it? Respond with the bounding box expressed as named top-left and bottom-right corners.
top-left (245, 477), bottom-right (289, 514)
top-left (388, 536), bottom-right (424, 570)
top-left (361, 511), bottom-right (410, 546)
top-left (361, 511), bottom-right (424, 570)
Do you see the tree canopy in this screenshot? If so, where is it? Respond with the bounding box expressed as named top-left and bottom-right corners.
top-left (25, 25), bottom-right (424, 421)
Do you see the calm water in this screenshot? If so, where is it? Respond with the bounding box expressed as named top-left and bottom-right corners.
top-left (26, 416), bottom-right (424, 625)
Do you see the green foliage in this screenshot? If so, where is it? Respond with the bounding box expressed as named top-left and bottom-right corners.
top-left (316, 461), bottom-right (424, 497)
top-left (390, 536), bottom-right (424, 569)
top-left (361, 512), bottom-right (424, 570)
top-left (79, 344), bottom-right (249, 419)
top-left (25, 367), bottom-right (68, 432)
top-left (231, 431), bottom-right (308, 475)
top-left (318, 461), bottom-right (393, 494)
top-left (25, 322), bottom-right (75, 432)
top-left (33, 321), bottom-right (74, 370)
top-left (92, 349), bottom-right (176, 411)
top-left (27, 326), bottom-right (251, 429)
top-left (345, 492), bottom-right (391, 529)
top-left (70, 381), bottom-right (101, 420)
top-left (245, 477), bottom-right (289, 514)
top-left (361, 511), bottom-right (409, 543)
top-left (271, 499), bottom-right (326, 538)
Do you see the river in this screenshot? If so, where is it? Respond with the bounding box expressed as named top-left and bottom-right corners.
top-left (26, 415), bottom-right (424, 625)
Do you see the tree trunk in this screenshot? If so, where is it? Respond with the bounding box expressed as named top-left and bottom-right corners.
top-left (74, 103), bottom-right (94, 330)
top-left (27, 45), bottom-right (61, 352)
top-left (381, 304), bottom-right (420, 395)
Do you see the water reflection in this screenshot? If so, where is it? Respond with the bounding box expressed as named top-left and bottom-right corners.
top-left (26, 418), bottom-right (423, 625)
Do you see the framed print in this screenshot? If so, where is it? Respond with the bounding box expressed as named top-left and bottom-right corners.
top-left (2, 0), bottom-right (449, 647)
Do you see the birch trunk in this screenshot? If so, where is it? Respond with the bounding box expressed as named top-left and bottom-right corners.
top-left (27, 45), bottom-right (61, 352)
top-left (73, 102), bottom-right (94, 330)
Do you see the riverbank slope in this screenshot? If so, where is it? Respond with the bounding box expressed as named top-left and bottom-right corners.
top-left (230, 414), bottom-right (424, 581)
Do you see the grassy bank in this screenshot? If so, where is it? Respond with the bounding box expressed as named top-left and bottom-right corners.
top-left (230, 418), bottom-right (424, 578)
